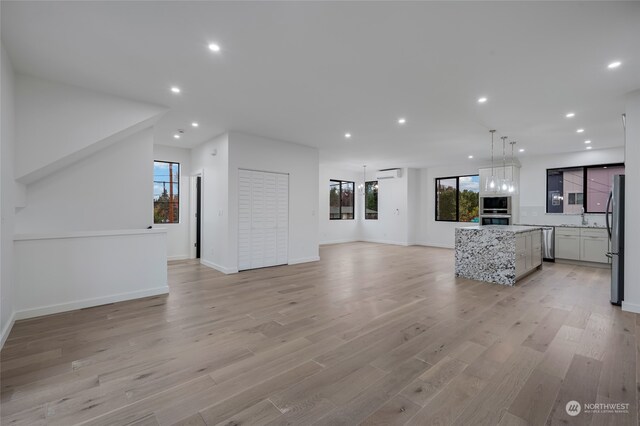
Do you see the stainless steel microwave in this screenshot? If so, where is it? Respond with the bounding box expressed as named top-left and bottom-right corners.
top-left (480, 196), bottom-right (511, 214)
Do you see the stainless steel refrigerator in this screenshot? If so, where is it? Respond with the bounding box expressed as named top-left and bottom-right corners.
top-left (606, 174), bottom-right (625, 305)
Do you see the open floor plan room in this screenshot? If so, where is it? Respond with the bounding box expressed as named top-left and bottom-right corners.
top-left (2, 243), bottom-right (634, 425)
top-left (1, 1), bottom-right (640, 425)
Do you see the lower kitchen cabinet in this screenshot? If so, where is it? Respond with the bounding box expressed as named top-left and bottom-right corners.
top-left (555, 236), bottom-right (581, 261)
top-left (555, 227), bottom-right (609, 264)
top-left (516, 230), bottom-right (542, 278)
top-left (580, 228), bottom-right (609, 263)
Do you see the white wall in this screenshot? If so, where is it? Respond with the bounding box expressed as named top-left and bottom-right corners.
top-left (15, 74), bottom-right (164, 183)
top-left (407, 168), bottom-right (421, 245)
top-left (190, 133), bottom-right (230, 272)
top-left (14, 230), bottom-right (168, 320)
top-left (318, 166), bottom-right (420, 247)
top-left (154, 145), bottom-right (191, 260)
top-left (519, 147), bottom-right (625, 226)
top-left (623, 90), bottom-right (640, 314)
top-left (15, 128), bottom-right (154, 233)
top-left (1, 43), bottom-right (17, 347)
top-left (318, 165), bottom-right (361, 244)
top-left (228, 132), bottom-right (319, 269)
top-left (360, 168), bottom-right (411, 245)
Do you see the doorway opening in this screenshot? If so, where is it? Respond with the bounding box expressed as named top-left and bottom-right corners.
top-left (196, 176), bottom-right (202, 259)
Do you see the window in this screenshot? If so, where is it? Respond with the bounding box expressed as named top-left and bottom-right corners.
top-left (546, 163), bottom-right (624, 213)
top-left (154, 161), bottom-right (180, 223)
top-left (435, 175), bottom-right (480, 222)
top-left (329, 180), bottom-right (354, 220)
top-left (365, 181), bottom-right (378, 220)
top-left (586, 164), bottom-right (624, 212)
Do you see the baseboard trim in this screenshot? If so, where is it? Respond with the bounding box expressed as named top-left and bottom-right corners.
top-left (320, 239), bottom-right (358, 245)
top-left (200, 259), bottom-right (238, 274)
top-left (555, 258), bottom-right (611, 269)
top-left (289, 256), bottom-right (320, 265)
top-left (0, 311), bottom-right (16, 350)
top-left (412, 242), bottom-right (454, 249)
top-left (360, 239), bottom-right (410, 247)
top-left (168, 255), bottom-right (190, 261)
top-left (13, 286), bottom-right (170, 321)
top-left (622, 301), bottom-right (640, 314)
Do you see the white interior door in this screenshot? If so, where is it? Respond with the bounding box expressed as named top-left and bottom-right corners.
top-left (238, 169), bottom-right (288, 271)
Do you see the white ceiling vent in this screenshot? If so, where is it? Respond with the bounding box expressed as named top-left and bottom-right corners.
top-left (376, 168), bottom-right (402, 180)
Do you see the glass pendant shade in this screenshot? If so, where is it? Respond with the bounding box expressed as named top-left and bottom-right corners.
top-left (500, 136), bottom-right (511, 192)
top-left (359, 165), bottom-right (366, 195)
top-left (507, 140), bottom-right (518, 194)
top-left (487, 176), bottom-right (497, 191)
top-left (486, 130), bottom-right (497, 192)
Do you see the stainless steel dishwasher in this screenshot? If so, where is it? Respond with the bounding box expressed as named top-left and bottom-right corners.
top-left (541, 227), bottom-right (555, 261)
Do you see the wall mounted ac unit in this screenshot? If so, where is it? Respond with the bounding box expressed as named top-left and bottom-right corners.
top-left (376, 168), bottom-right (402, 180)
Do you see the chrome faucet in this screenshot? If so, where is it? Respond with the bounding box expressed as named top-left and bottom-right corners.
top-left (581, 207), bottom-right (588, 226)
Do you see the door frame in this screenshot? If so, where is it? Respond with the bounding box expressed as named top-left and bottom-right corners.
top-left (190, 170), bottom-right (204, 259)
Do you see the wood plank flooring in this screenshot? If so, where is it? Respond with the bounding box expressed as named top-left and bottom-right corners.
top-left (1, 242), bottom-right (638, 425)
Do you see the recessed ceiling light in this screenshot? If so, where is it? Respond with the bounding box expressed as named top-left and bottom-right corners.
top-left (173, 134), bottom-right (181, 139)
top-left (191, 122), bottom-right (199, 127)
top-left (170, 86), bottom-right (181, 94)
top-left (576, 128), bottom-right (584, 133)
top-left (565, 112), bottom-right (575, 118)
top-left (519, 148), bottom-right (525, 152)
top-left (586, 146), bottom-right (592, 150)
top-left (468, 155), bottom-right (473, 159)
top-left (477, 97), bottom-right (488, 103)
top-left (584, 140), bottom-right (591, 144)
top-left (607, 61), bottom-right (622, 69)
top-left (398, 118), bottom-right (406, 125)
top-left (208, 43), bottom-right (221, 52)
top-left (344, 133), bottom-right (352, 139)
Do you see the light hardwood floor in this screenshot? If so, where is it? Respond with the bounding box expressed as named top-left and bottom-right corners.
top-left (1, 242), bottom-right (638, 426)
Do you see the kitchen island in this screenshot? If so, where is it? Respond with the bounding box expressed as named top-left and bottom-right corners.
top-left (455, 225), bottom-right (543, 286)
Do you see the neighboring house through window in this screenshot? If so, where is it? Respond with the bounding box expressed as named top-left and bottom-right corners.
top-left (154, 161), bottom-right (180, 223)
top-left (546, 163), bottom-right (624, 213)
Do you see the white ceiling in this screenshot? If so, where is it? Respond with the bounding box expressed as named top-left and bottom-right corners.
top-left (2, 1), bottom-right (639, 170)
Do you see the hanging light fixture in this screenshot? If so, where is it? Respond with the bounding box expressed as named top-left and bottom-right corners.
top-left (500, 136), bottom-right (510, 192)
top-left (508, 141), bottom-right (518, 193)
top-left (486, 130), bottom-right (498, 191)
top-left (358, 165), bottom-right (366, 195)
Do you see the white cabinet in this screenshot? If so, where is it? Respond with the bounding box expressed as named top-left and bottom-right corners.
top-left (516, 230), bottom-right (542, 278)
top-left (555, 227), bottom-right (609, 264)
top-left (555, 228), bottom-right (581, 261)
top-left (580, 228), bottom-right (609, 264)
top-left (479, 165), bottom-right (520, 196)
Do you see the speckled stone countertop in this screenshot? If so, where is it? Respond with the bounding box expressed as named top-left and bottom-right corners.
top-left (455, 226), bottom-right (542, 286)
top-left (459, 225), bottom-right (543, 234)
top-left (516, 223), bottom-right (606, 229)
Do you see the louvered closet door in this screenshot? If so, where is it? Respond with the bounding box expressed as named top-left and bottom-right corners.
top-left (238, 170), bottom-right (252, 271)
top-left (238, 170), bottom-right (288, 271)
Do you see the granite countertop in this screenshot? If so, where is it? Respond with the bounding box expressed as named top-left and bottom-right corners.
top-left (516, 223), bottom-right (606, 229)
top-left (457, 225), bottom-right (543, 234)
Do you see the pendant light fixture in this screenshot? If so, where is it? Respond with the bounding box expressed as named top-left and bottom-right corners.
top-left (500, 136), bottom-right (509, 192)
top-left (508, 141), bottom-right (518, 193)
top-left (486, 130), bottom-right (498, 191)
top-left (358, 165), bottom-right (366, 195)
